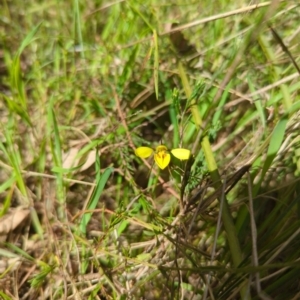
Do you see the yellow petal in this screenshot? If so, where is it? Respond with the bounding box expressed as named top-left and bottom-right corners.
top-left (135, 147), bottom-right (154, 158)
top-left (154, 150), bottom-right (171, 169)
top-left (155, 145), bottom-right (168, 152)
top-left (171, 148), bottom-right (191, 160)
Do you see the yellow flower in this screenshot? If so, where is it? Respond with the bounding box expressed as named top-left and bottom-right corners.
top-left (135, 145), bottom-right (191, 170)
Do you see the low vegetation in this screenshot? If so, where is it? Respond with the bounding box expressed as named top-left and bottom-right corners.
top-left (0, 1), bottom-right (300, 299)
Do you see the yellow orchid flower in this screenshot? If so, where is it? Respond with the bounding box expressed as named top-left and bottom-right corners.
top-left (135, 145), bottom-right (191, 170)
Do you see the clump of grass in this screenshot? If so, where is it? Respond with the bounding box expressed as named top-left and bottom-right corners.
top-left (0, 1), bottom-right (300, 299)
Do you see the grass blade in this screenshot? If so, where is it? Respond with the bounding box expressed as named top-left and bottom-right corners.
top-left (79, 160), bottom-right (114, 235)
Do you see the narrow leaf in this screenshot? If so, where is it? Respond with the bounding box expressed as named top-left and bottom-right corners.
top-left (79, 166), bottom-right (114, 235)
top-left (153, 30), bottom-right (159, 100)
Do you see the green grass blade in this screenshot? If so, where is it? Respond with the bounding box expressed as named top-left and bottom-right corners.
top-left (73, 0), bottom-right (84, 59)
top-left (0, 291), bottom-right (12, 300)
top-left (0, 177), bottom-right (15, 216)
top-left (153, 29), bottom-right (159, 100)
top-left (79, 162), bottom-right (114, 235)
top-left (254, 117), bottom-right (288, 195)
top-left (248, 77), bottom-right (266, 128)
top-left (258, 34), bottom-right (292, 110)
top-left (0, 118), bottom-right (28, 200)
top-left (170, 89), bottom-right (180, 147)
top-left (11, 22), bottom-right (42, 125)
top-left (16, 22), bottom-right (42, 56)
top-left (48, 104), bottom-right (65, 219)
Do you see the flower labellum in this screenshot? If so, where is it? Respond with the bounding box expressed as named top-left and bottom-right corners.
top-left (153, 145), bottom-right (171, 170)
top-left (135, 145), bottom-right (191, 170)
